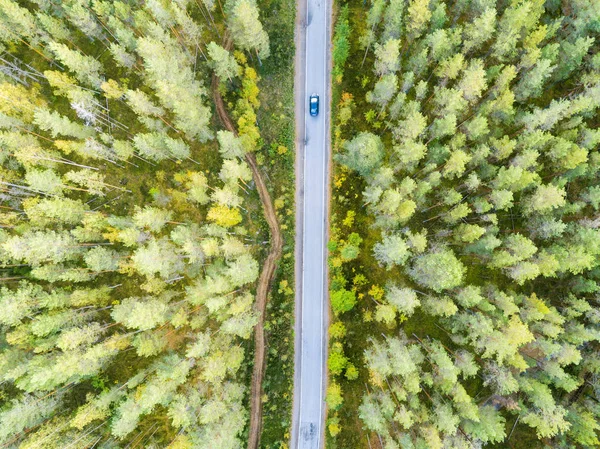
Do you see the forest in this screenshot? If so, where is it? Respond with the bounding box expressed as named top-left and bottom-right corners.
top-left (0, 0), bottom-right (296, 448)
top-left (328, 0), bottom-right (600, 448)
top-left (2, 0), bottom-right (600, 447)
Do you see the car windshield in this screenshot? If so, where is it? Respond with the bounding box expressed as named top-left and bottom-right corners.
top-left (311, 97), bottom-right (317, 103)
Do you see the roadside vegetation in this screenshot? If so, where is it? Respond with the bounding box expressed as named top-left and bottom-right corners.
top-left (328, 0), bottom-right (600, 448)
top-left (0, 0), bottom-right (293, 448)
top-left (253, 1), bottom-right (297, 447)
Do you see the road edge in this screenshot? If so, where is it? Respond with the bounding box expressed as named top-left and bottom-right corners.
top-left (291, 0), bottom-right (307, 445)
top-left (322, 0), bottom-right (333, 444)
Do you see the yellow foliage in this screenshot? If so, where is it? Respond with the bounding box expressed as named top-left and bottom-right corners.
top-left (368, 369), bottom-right (384, 387)
top-left (6, 328), bottom-right (28, 346)
top-left (353, 273), bottom-right (367, 287)
top-left (524, 24), bottom-right (548, 49)
top-left (277, 145), bottom-right (288, 155)
top-left (54, 139), bottom-right (82, 155)
top-left (274, 197), bottom-right (285, 210)
top-left (342, 210), bottom-right (355, 227)
top-left (399, 200), bottom-right (417, 222)
top-left (44, 70), bottom-right (77, 96)
top-left (101, 79), bottom-right (125, 99)
top-left (22, 197), bottom-right (39, 210)
top-left (237, 101), bottom-right (260, 152)
top-left (328, 421), bottom-right (341, 437)
top-left (528, 293), bottom-right (550, 315)
top-left (106, 333), bottom-right (131, 351)
top-left (326, 383), bottom-right (343, 410)
top-left (141, 277), bottom-right (166, 294)
top-left (173, 170), bottom-right (194, 184)
top-left (507, 352), bottom-right (529, 371)
top-left (334, 172), bottom-right (346, 188)
top-left (207, 204), bottom-right (242, 227)
top-left (330, 256), bottom-right (343, 268)
top-left (166, 435), bottom-right (192, 449)
top-left (71, 402), bottom-right (109, 430)
top-left (117, 261), bottom-right (136, 276)
top-left (0, 211), bottom-right (19, 227)
top-left (234, 50), bottom-right (247, 65)
top-left (101, 227), bottom-right (121, 244)
top-left (242, 66), bottom-right (260, 108)
top-left (369, 284), bottom-right (384, 301)
top-left (278, 280), bottom-right (294, 296)
top-left (505, 315), bottom-right (534, 348)
top-left (0, 83), bottom-right (45, 121)
top-left (340, 92), bottom-right (354, 104)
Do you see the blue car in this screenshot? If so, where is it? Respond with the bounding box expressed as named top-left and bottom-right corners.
top-left (309, 94), bottom-right (319, 116)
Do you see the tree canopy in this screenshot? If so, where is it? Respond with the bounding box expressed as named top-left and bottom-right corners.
top-left (0, 0), bottom-right (274, 447)
top-left (331, 0), bottom-right (600, 447)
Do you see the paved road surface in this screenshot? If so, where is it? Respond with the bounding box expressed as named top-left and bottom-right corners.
top-left (292, 0), bottom-right (331, 446)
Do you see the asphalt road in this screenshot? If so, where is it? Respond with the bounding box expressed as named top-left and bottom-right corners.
top-left (292, 0), bottom-right (331, 446)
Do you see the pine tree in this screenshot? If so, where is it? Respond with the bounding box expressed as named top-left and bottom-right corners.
top-left (0, 1), bottom-right (272, 446)
top-left (226, 0), bottom-right (270, 59)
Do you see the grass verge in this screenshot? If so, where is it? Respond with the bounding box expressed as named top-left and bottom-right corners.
top-left (255, 0), bottom-right (297, 446)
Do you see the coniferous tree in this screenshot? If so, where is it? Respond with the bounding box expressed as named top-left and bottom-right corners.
top-left (0, 0), bottom-right (273, 446)
top-left (334, 0), bottom-right (600, 445)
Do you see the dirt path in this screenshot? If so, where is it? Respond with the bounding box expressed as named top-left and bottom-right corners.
top-left (212, 68), bottom-right (283, 449)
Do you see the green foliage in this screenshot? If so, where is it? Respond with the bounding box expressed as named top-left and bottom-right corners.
top-left (332, 0), bottom-right (600, 447)
top-left (330, 288), bottom-right (357, 315)
top-left (373, 233), bottom-right (410, 269)
top-left (326, 383), bottom-right (344, 410)
top-left (337, 131), bottom-right (384, 177)
top-left (0, 0), bottom-right (280, 447)
top-left (328, 349), bottom-right (349, 376)
top-left (329, 321), bottom-right (347, 340)
top-left (332, 5), bottom-right (351, 82)
top-left (408, 249), bottom-right (466, 292)
top-left (340, 232), bottom-right (363, 261)
top-left (208, 42), bottom-right (242, 81)
top-left (226, 0), bottom-right (270, 59)
top-left (344, 362), bottom-right (359, 380)
top-left (327, 415), bottom-right (342, 437)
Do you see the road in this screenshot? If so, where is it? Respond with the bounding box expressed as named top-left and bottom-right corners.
top-left (292, 0), bottom-right (331, 445)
